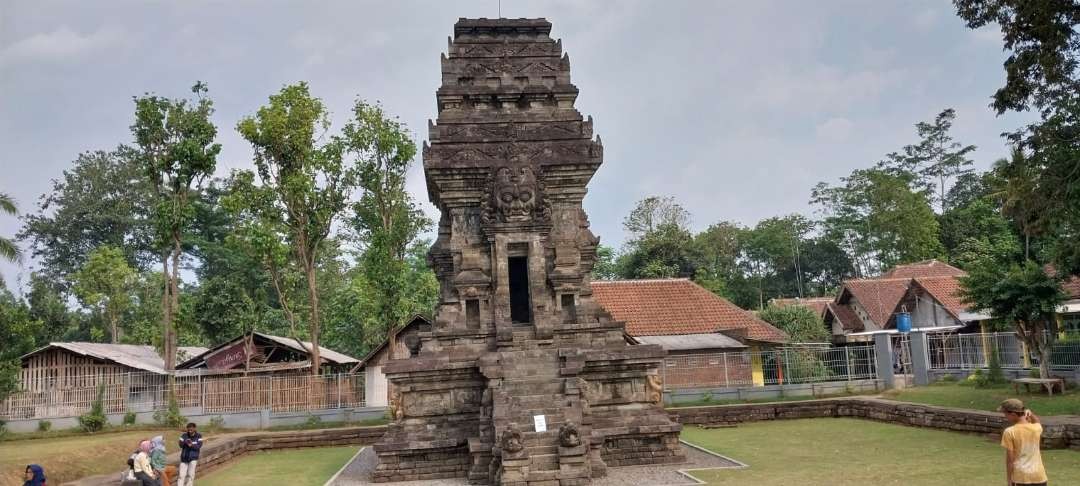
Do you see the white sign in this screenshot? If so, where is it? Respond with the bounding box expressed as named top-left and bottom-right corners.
top-left (533, 414), bottom-right (547, 432)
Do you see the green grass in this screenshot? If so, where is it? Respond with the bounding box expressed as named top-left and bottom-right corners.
top-left (0, 427), bottom-right (177, 486)
top-left (885, 381), bottom-right (1080, 416)
top-left (197, 446), bottom-right (359, 486)
top-left (682, 418), bottom-right (1080, 485)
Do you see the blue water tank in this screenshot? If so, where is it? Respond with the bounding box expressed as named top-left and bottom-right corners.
top-left (896, 312), bottom-right (912, 333)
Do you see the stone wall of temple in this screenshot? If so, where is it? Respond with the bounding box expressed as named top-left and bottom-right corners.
top-left (372, 18), bottom-right (684, 485)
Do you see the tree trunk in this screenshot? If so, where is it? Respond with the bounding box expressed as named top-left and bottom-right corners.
top-left (304, 260), bottom-right (322, 376)
top-left (164, 232), bottom-right (182, 371)
top-left (109, 311), bottom-right (119, 344)
top-left (161, 254), bottom-right (174, 370)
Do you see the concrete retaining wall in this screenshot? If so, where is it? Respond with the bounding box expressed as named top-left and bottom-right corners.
top-left (670, 396), bottom-right (1080, 450)
top-left (4, 406), bottom-right (388, 434)
top-left (930, 368), bottom-right (1080, 383)
top-left (664, 379), bottom-right (881, 405)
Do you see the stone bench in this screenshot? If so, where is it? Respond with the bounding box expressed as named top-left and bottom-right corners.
top-left (1012, 377), bottom-right (1066, 396)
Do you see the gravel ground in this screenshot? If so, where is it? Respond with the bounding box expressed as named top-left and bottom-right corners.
top-left (331, 443), bottom-right (743, 486)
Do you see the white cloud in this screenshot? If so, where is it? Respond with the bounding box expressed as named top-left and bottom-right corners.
top-left (0, 26), bottom-right (124, 67)
top-left (816, 117), bottom-right (854, 142)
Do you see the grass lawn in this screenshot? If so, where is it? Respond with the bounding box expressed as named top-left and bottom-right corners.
top-left (682, 418), bottom-right (1080, 485)
top-left (884, 381), bottom-right (1080, 416)
top-left (0, 428), bottom-right (177, 486)
top-left (197, 446), bottom-right (359, 486)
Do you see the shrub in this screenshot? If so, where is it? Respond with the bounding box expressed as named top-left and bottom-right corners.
top-left (0, 418), bottom-right (6, 437)
top-left (123, 411), bottom-right (137, 426)
top-left (986, 348), bottom-right (1006, 385)
top-left (304, 414), bottom-right (323, 429)
top-left (937, 374), bottom-right (958, 383)
top-left (700, 392), bottom-right (713, 403)
top-left (153, 390), bottom-right (186, 428)
top-left (1030, 367), bottom-right (1042, 379)
top-left (78, 385), bottom-right (108, 433)
top-left (208, 415), bottom-right (225, 432)
top-left (37, 420), bottom-right (51, 432)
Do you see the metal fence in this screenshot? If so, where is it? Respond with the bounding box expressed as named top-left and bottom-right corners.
top-left (0, 371), bottom-right (365, 421)
top-left (926, 332), bottom-right (1080, 370)
top-left (662, 344), bottom-right (877, 390)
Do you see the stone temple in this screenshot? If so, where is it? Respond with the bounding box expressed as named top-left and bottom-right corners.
top-left (372, 18), bottom-right (684, 485)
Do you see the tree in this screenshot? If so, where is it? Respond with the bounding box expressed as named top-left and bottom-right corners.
top-left (234, 82), bottom-right (357, 375)
top-left (132, 82), bottom-right (220, 370)
top-left (622, 196), bottom-right (691, 239)
top-left (591, 245), bottom-right (619, 280)
top-left (73, 246), bottom-right (137, 343)
top-left (960, 260), bottom-right (1065, 378)
top-left (953, 0), bottom-right (1080, 274)
top-left (994, 151), bottom-right (1051, 260)
top-left (25, 273), bottom-right (82, 344)
top-left (0, 282), bottom-right (38, 404)
top-left (813, 168), bottom-right (945, 275)
top-left (18, 148), bottom-right (155, 286)
top-left (878, 109), bottom-right (976, 212)
top-left (758, 305), bottom-right (829, 343)
top-left (343, 99), bottom-right (431, 359)
top-left (0, 193), bottom-right (20, 266)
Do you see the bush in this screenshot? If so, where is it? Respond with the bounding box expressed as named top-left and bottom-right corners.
top-left (153, 390), bottom-right (186, 428)
top-left (123, 411), bottom-right (137, 426)
top-left (37, 420), bottom-right (51, 432)
top-left (78, 384), bottom-right (108, 433)
top-left (1030, 367), bottom-right (1042, 379)
top-left (986, 348), bottom-right (1006, 385)
top-left (0, 418), bottom-right (6, 437)
top-left (303, 414), bottom-right (323, 429)
top-left (937, 374), bottom-right (958, 383)
top-left (208, 415), bottom-right (225, 432)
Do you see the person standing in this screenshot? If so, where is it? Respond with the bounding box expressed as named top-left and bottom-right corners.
top-left (178, 422), bottom-right (203, 486)
top-left (133, 440), bottom-right (159, 486)
top-left (1000, 398), bottom-right (1049, 486)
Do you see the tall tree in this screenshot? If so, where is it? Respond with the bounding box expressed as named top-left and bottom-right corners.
top-left (235, 82), bottom-right (357, 375)
top-left (758, 305), bottom-right (829, 343)
top-left (954, 0), bottom-right (1080, 273)
top-left (73, 246), bottom-right (136, 343)
top-left (0, 282), bottom-right (38, 403)
top-left (591, 244), bottom-right (619, 280)
top-left (343, 99), bottom-right (430, 359)
top-left (622, 196), bottom-right (691, 240)
top-left (18, 148), bottom-right (154, 286)
top-left (879, 109), bottom-right (976, 212)
top-left (812, 168), bottom-right (945, 276)
top-left (25, 273), bottom-right (82, 344)
top-left (132, 82), bottom-right (220, 370)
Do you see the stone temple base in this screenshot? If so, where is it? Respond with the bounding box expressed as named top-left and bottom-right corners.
top-left (333, 443), bottom-right (743, 486)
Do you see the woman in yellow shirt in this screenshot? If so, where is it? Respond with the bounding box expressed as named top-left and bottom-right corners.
top-left (999, 398), bottom-right (1048, 486)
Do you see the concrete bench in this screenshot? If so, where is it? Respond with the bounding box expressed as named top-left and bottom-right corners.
top-left (1012, 377), bottom-right (1066, 396)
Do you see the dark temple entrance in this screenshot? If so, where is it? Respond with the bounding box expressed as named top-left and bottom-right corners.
top-left (508, 256), bottom-right (531, 324)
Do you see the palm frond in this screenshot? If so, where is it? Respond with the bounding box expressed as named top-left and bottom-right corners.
top-left (0, 236), bottom-right (21, 263)
top-left (0, 193), bottom-right (16, 216)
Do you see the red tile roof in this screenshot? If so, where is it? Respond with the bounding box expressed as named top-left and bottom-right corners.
top-left (881, 260), bottom-right (966, 279)
top-left (770, 297), bottom-right (832, 318)
top-left (841, 278), bottom-right (912, 328)
top-left (591, 279), bottom-right (788, 343)
top-left (913, 276), bottom-right (969, 318)
top-left (825, 301), bottom-right (864, 332)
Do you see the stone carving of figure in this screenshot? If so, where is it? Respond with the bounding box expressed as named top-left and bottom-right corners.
top-left (646, 374), bottom-right (664, 405)
top-left (389, 389), bottom-right (405, 421)
top-left (500, 423), bottom-right (525, 454)
top-left (559, 422), bottom-right (582, 447)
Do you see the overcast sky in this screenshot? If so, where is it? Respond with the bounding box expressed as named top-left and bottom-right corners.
top-left (0, 0), bottom-right (1025, 291)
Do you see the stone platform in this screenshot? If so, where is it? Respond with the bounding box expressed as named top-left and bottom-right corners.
top-left (334, 443), bottom-right (743, 486)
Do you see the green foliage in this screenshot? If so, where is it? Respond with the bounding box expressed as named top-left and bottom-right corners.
top-left (876, 108), bottom-right (976, 212)
top-left (758, 305), bottom-right (830, 343)
top-left (208, 415), bottom-right (226, 432)
top-left (960, 259), bottom-right (1065, 378)
top-left (123, 411), bottom-right (137, 426)
top-left (73, 246), bottom-right (137, 343)
top-left (344, 99), bottom-right (431, 349)
top-left (975, 348), bottom-right (1007, 388)
top-left (590, 245), bottom-right (619, 280)
top-left (0, 284), bottom-right (37, 403)
top-left (303, 414), bottom-right (323, 428)
top-left (78, 385), bottom-right (108, 433)
top-left (0, 193), bottom-right (21, 267)
top-left (153, 390), bottom-right (186, 428)
top-left (37, 420), bottom-right (51, 432)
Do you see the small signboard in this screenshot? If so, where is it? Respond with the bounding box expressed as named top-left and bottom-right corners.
top-left (533, 414), bottom-right (547, 432)
top-left (206, 341), bottom-right (248, 370)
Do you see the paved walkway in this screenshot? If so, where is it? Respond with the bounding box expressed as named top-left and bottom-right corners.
top-left (330, 443), bottom-right (744, 486)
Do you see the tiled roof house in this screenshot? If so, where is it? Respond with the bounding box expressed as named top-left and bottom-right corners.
top-left (591, 278), bottom-right (788, 352)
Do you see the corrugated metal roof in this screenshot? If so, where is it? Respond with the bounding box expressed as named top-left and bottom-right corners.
top-left (256, 333), bottom-right (358, 364)
top-left (635, 333), bottom-right (747, 351)
top-left (21, 343), bottom-right (206, 374)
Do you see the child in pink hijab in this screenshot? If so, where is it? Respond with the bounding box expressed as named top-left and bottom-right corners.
top-left (132, 440), bottom-right (159, 485)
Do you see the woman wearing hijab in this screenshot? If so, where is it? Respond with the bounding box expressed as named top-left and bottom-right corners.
top-left (23, 464), bottom-right (45, 486)
top-left (133, 439), bottom-right (159, 486)
top-left (149, 435), bottom-right (172, 486)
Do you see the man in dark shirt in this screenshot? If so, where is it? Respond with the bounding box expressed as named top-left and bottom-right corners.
top-left (177, 422), bottom-right (203, 486)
